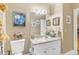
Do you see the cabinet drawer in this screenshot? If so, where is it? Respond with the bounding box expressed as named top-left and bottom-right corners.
top-left (33, 44), bottom-right (46, 55)
top-left (34, 50), bottom-right (47, 55)
top-left (47, 42), bottom-right (60, 51)
top-left (33, 48), bottom-right (60, 55)
top-left (46, 50), bottom-right (60, 55)
top-left (33, 47), bottom-right (47, 55)
top-left (45, 40), bottom-right (60, 47)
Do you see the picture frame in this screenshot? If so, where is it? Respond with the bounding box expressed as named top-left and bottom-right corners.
top-left (46, 20), bottom-right (51, 26)
top-left (53, 17), bottom-right (60, 26)
top-left (66, 16), bottom-right (71, 24)
top-left (12, 11), bottom-right (26, 26)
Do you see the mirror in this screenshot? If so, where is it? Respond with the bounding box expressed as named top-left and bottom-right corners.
top-left (30, 12), bottom-right (46, 39)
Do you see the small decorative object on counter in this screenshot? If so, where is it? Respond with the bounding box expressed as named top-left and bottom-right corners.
top-left (50, 30), bottom-right (56, 37)
top-left (46, 30), bottom-right (50, 36)
top-left (17, 32), bottom-right (23, 39)
top-left (46, 30), bottom-right (56, 37)
top-left (13, 32), bottom-right (23, 40)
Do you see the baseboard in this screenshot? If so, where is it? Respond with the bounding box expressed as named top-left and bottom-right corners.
top-left (64, 50), bottom-right (77, 55)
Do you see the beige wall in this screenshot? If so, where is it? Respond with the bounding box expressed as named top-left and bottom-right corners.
top-left (62, 3), bottom-right (73, 53)
top-left (5, 3), bottom-right (51, 54)
top-left (73, 3), bottom-right (79, 9)
top-left (6, 3), bottom-right (31, 54)
top-left (62, 3), bottom-right (79, 54)
top-left (53, 3), bottom-right (63, 14)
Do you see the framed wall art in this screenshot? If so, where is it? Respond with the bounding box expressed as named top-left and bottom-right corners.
top-left (52, 17), bottom-right (60, 26)
top-left (66, 15), bottom-right (71, 24)
top-left (12, 11), bottom-right (26, 26)
top-left (46, 20), bottom-right (51, 26)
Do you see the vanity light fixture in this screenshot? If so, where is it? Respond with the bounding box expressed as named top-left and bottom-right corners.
top-left (32, 8), bottom-right (47, 15)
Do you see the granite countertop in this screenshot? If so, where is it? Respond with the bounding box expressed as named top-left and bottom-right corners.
top-left (30, 37), bottom-right (61, 45)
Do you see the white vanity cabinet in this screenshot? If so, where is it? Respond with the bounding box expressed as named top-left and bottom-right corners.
top-left (31, 38), bottom-right (61, 55)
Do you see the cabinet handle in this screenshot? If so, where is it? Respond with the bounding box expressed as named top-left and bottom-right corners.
top-left (52, 48), bottom-right (56, 50)
top-left (32, 47), bottom-right (34, 52)
top-left (43, 51), bottom-right (47, 53)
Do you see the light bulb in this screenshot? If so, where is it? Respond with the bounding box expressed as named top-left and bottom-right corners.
top-left (33, 8), bottom-right (47, 15)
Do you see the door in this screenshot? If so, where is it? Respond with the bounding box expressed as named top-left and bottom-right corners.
top-left (73, 9), bottom-right (78, 54)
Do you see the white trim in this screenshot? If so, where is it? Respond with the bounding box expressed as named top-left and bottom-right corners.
top-left (73, 8), bottom-right (79, 55)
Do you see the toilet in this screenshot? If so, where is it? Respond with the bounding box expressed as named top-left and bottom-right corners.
top-left (10, 39), bottom-right (25, 55)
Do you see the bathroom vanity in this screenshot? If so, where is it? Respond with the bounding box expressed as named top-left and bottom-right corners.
top-left (30, 11), bottom-right (62, 55)
top-left (30, 37), bottom-right (61, 55)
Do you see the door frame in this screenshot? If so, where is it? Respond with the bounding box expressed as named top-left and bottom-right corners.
top-left (73, 8), bottom-right (79, 54)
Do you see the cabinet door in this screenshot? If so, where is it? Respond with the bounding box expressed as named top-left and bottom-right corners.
top-left (33, 40), bottom-right (61, 55)
top-left (44, 40), bottom-right (61, 55)
top-left (49, 40), bottom-right (60, 55)
top-left (33, 43), bottom-right (53, 55)
top-left (33, 46), bottom-right (42, 55)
